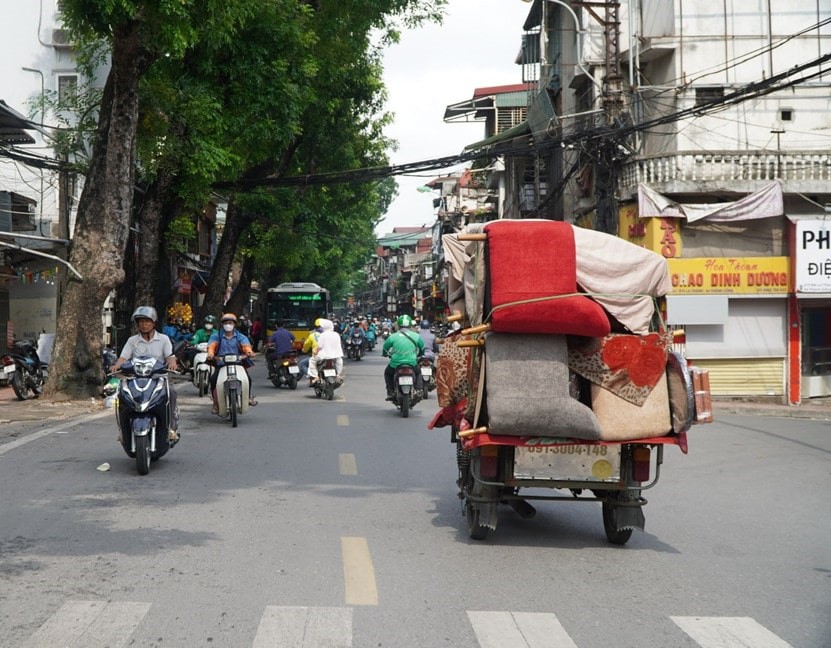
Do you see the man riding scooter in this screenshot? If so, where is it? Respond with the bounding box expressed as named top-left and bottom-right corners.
top-left (382, 314), bottom-right (425, 400)
top-left (206, 313), bottom-right (257, 414)
top-left (265, 319), bottom-right (296, 378)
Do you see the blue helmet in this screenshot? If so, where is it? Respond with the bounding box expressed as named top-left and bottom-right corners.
top-left (420, 319), bottom-right (430, 329)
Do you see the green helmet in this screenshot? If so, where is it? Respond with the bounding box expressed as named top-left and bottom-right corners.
top-left (204, 315), bottom-right (218, 325)
top-left (397, 314), bottom-right (413, 328)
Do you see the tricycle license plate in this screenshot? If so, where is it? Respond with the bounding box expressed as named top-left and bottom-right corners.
top-left (513, 444), bottom-right (622, 482)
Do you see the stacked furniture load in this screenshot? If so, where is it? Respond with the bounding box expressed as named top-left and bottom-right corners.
top-left (430, 219), bottom-right (712, 543)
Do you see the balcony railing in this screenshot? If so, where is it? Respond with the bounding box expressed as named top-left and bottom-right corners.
top-left (618, 150), bottom-right (831, 198)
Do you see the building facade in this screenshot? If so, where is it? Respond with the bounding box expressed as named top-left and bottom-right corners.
top-left (448, 0), bottom-right (831, 401)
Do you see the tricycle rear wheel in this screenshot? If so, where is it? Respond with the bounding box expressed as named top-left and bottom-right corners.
top-left (466, 500), bottom-right (490, 540)
top-left (602, 501), bottom-right (634, 545)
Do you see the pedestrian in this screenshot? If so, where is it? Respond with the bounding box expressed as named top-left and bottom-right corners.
top-left (250, 316), bottom-right (263, 351)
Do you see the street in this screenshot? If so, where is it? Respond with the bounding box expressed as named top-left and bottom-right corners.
top-left (0, 351), bottom-right (829, 648)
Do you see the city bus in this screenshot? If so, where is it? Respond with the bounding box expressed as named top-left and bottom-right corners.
top-left (265, 282), bottom-right (331, 347)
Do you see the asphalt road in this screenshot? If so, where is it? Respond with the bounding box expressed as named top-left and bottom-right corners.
top-left (0, 351), bottom-right (829, 647)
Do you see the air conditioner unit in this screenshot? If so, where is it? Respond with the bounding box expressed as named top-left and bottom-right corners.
top-left (51, 28), bottom-right (73, 48)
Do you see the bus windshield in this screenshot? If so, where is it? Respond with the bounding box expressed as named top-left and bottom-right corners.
top-left (265, 283), bottom-right (330, 339)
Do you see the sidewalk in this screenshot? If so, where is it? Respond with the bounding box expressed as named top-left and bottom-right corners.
top-left (0, 383), bottom-right (104, 425)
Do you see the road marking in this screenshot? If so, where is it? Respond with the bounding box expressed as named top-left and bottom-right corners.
top-left (340, 536), bottom-right (378, 606)
top-left (671, 616), bottom-right (794, 647)
top-left (339, 453), bottom-right (357, 475)
top-left (468, 611), bottom-right (578, 648)
top-left (252, 606), bottom-right (352, 648)
top-left (337, 415), bottom-right (349, 426)
top-left (0, 411), bottom-right (110, 457)
top-left (23, 600), bottom-right (150, 648)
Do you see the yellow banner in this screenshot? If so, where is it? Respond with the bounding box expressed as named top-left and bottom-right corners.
top-left (667, 257), bottom-right (790, 294)
top-left (618, 204), bottom-right (682, 258)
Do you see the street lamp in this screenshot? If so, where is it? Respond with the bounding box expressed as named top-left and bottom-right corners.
top-left (520, 0), bottom-right (602, 92)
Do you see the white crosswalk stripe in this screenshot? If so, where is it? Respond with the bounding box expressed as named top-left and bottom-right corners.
top-left (671, 616), bottom-right (794, 648)
top-left (23, 600), bottom-right (151, 648)
top-left (252, 606), bottom-right (353, 648)
top-left (21, 602), bottom-right (796, 647)
top-left (467, 611), bottom-right (578, 648)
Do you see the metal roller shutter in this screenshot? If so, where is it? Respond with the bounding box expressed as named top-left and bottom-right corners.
top-left (690, 357), bottom-right (785, 396)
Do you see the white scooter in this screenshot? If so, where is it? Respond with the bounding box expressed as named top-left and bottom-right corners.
top-left (214, 354), bottom-right (251, 427)
top-left (192, 342), bottom-right (213, 397)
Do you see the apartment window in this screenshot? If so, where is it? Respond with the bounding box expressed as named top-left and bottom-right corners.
top-left (780, 108), bottom-right (794, 122)
top-left (57, 74), bottom-right (78, 103)
top-left (695, 86), bottom-right (724, 107)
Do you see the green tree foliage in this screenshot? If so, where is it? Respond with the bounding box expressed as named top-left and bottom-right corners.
top-left (46, 0), bottom-right (447, 398)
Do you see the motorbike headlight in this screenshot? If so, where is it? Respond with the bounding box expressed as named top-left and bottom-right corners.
top-left (223, 354), bottom-right (238, 362)
top-left (133, 358), bottom-right (155, 377)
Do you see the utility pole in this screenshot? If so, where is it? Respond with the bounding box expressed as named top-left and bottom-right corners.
top-left (574, 1), bottom-right (623, 235)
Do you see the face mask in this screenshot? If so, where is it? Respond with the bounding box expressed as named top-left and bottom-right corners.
top-left (205, 323), bottom-right (213, 330)
top-left (223, 323), bottom-right (235, 333)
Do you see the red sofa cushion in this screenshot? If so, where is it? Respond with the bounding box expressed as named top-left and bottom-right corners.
top-left (484, 220), bottom-right (610, 337)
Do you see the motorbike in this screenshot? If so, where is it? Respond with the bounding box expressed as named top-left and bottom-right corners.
top-left (173, 339), bottom-right (193, 376)
top-left (418, 356), bottom-right (436, 400)
top-left (191, 342), bottom-right (213, 397)
top-left (1, 339), bottom-right (46, 400)
top-left (390, 364), bottom-right (422, 418)
top-left (267, 349), bottom-right (300, 389)
top-left (365, 328), bottom-right (377, 351)
top-left (346, 331), bottom-right (365, 360)
top-left (213, 354), bottom-right (251, 427)
top-left (114, 356), bottom-right (178, 475)
top-left (313, 358), bottom-right (342, 401)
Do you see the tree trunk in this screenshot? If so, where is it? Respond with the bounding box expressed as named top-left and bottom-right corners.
top-left (225, 255), bottom-right (255, 316)
top-left (133, 172), bottom-right (180, 314)
top-left (44, 22), bottom-right (148, 400)
top-left (197, 198), bottom-right (253, 319)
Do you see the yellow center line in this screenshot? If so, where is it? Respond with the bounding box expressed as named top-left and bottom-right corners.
top-left (338, 453), bottom-right (357, 475)
top-left (337, 415), bottom-right (349, 426)
top-left (341, 537), bottom-right (378, 606)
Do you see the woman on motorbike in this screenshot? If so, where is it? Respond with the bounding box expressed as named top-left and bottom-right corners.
top-left (308, 318), bottom-right (343, 385)
top-left (206, 313), bottom-right (257, 413)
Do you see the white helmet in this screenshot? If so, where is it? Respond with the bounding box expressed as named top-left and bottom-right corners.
top-left (132, 306), bottom-right (158, 323)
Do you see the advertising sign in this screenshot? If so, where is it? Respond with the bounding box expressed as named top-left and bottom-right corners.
top-left (795, 220), bottom-right (831, 293)
top-left (667, 257), bottom-right (789, 294)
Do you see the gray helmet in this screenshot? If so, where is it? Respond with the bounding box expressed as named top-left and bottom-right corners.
top-left (132, 306), bottom-right (158, 323)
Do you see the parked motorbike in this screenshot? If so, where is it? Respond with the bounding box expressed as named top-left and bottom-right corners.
top-left (390, 364), bottom-right (421, 418)
top-left (1, 339), bottom-right (46, 400)
top-left (114, 356), bottom-right (178, 475)
top-left (346, 331), bottom-right (365, 360)
top-left (418, 356), bottom-right (436, 400)
top-left (267, 349), bottom-right (300, 389)
top-left (191, 342), bottom-right (213, 397)
top-left (213, 354), bottom-right (251, 427)
top-left (313, 358), bottom-right (342, 401)
top-left (173, 339), bottom-right (193, 375)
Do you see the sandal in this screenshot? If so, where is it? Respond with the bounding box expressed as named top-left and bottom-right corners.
top-left (211, 404), bottom-right (219, 415)
top-left (248, 398), bottom-right (258, 406)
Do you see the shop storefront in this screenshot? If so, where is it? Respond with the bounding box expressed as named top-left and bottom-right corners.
top-left (619, 198), bottom-right (790, 397)
top-left (664, 256), bottom-right (789, 396)
top-left (793, 219), bottom-right (831, 398)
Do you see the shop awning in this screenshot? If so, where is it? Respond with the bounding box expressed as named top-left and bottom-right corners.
top-left (464, 120), bottom-right (531, 152)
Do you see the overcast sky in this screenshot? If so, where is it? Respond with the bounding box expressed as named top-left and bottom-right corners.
top-left (376, 0), bottom-right (532, 236)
